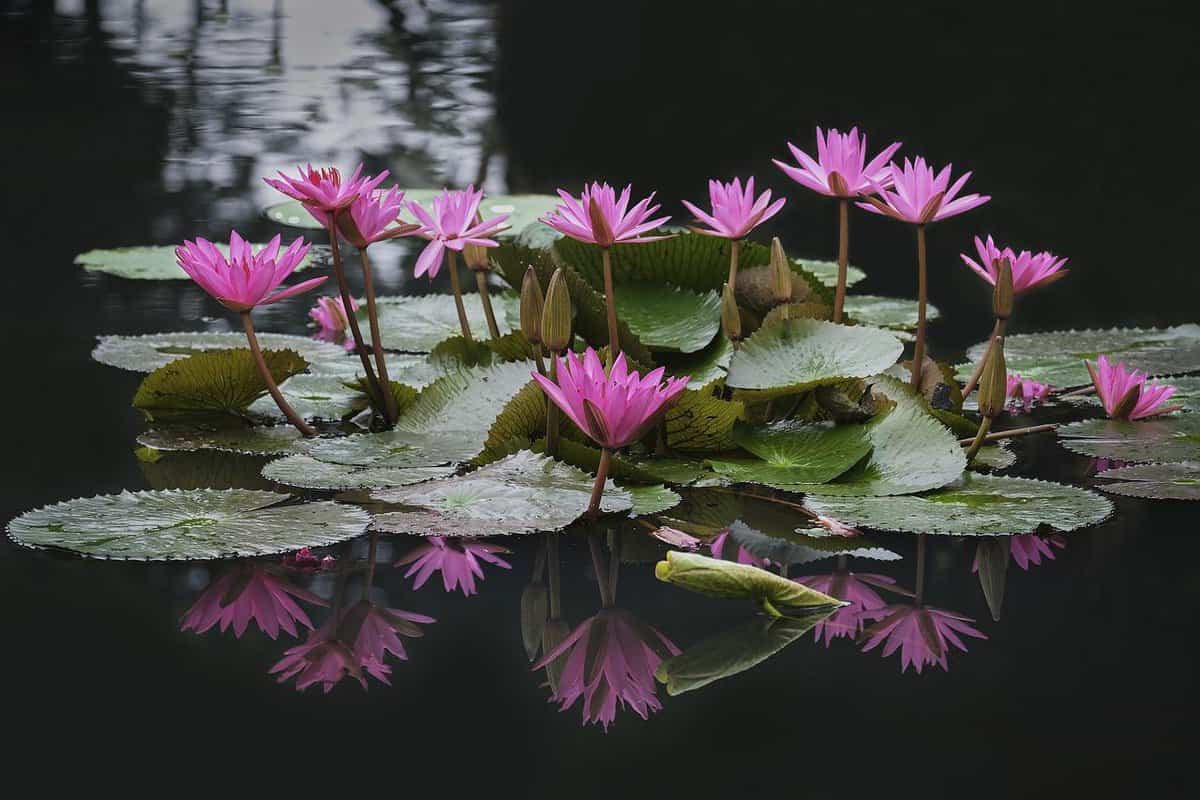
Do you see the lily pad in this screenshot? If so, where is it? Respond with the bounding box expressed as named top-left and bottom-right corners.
top-left (614, 284), bottom-right (721, 353)
top-left (661, 336), bottom-right (733, 388)
top-left (137, 423), bottom-right (308, 455)
top-left (6, 489), bottom-right (369, 560)
top-left (265, 191), bottom-right (558, 236)
top-left (843, 295), bottom-right (940, 332)
top-left (804, 473), bottom-right (1114, 535)
top-left (726, 319), bottom-right (903, 397)
top-left (368, 293), bottom-right (519, 353)
top-left (75, 242), bottom-right (318, 280)
top-left (969, 442), bottom-right (1017, 471)
top-left (665, 387), bottom-right (745, 453)
top-left (133, 348), bottom-right (309, 419)
top-left (726, 520), bottom-right (901, 566)
top-left (1159, 375), bottom-right (1200, 412)
top-left (654, 550), bottom-right (843, 615)
top-left (371, 450), bottom-right (633, 535)
top-left (262, 455), bottom-right (455, 491)
top-left (709, 420), bottom-right (872, 485)
top-left (93, 332), bottom-right (348, 373)
top-left (247, 373), bottom-right (365, 422)
top-left (1095, 462), bottom-right (1200, 500)
top-left (625, 484), bottom-right (682, 516)
top-left (955, 325), bottom-right (1200, 388)
top-left (1057, 416), bottom-right (1200, 462)
top-left (795, 258), bottom-right (867, 289)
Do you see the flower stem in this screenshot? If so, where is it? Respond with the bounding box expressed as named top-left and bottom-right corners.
top-left (545, 351), bottom-right (561, 457)
top-left (910, 224), bottom-right (928, 389)
top-left (601, 247), bottom-right (619, 369)
top-left (327, 224), bottom-right (386, 415)
top-left (446, 249), bottom-right (473, 340)
top-left (963, 415), bottom-right (994, 464)
top-left (834, 199), bottom-right (849, 323)
top-left (357, 247), bottom-right (397, 425)
top-left (547, 534), bottom-right (562, 619)
top-left (962, 318), bottom-right (1007, 398)
top-left (533, 343), bottom-right (547, 377)
top-left (915, 534), bottom-right (927, 605)
top-left (475, 270), bottom-right (501, 339)
top-left (364, 532), bottom-right (378, 589)
top-left (607, 534), bottom-right (620, 604)
top-left (957, 423), bottom-right (1058, 446)
top-left (240, 311), bottom-right (315, 437)
top-left (587, 447), bottom-right (612, 518)
top-left (588, 533), bottom-right (614, 608)
top-left (727, 238), bottom-right (741, 287)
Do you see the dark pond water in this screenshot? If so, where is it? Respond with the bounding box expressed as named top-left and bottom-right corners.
top-left (3, 1), bottom-right (1198, 795)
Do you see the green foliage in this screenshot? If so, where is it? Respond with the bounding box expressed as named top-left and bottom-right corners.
top-left (1095, 462), bottom-right (1200, 500)
top-left (614, 284), bottom-right (721, 353)
top-left (133, 348), bottom-right (309, 420)
top-left (654, 551), bottom-right (843, 615)
top-left (1058, 416), bottom-right (1200, 462)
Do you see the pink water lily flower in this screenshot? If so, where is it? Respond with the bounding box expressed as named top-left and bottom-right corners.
top-left (773, 126), bottom-right (902, 198)
top-left (337, 186), bottom-right (420, 249)
top-left (859, 157), bottom-right (990, 224)
top-left (264, 163), bottom-right (389, 227)
top-left (406, 186), bottom-right (510, 279)
top-left (1006, 373), bottom-right (1052, 411)
top-left (282, 547), bottom-right (337, 574)
top-left (395, 538), bottom-right (513, 597)
top-left (176, 231), bottom-right (323, 312)
top-left (709, 529), bottom-right (771, 567)
top-left (1086, 355), bottom-right (1179, 420)
top-left (540, 182), bottom-right (672, 247)
top-left (795, 571), bottom-right (895, 647)
top-left (961, 235), bottom-right (1069, 294)
top-left (972, 534), bottom-right (1066, 572)
top-left (861, 604), bottom-right (987, 674)
top-left (532, 349), bottom-right (689, 450)
top-left (181, 563), bottom-right (325, 640)
top-left (532, 608), bottom-right (680, 731)
top-left (309, 295), bottom-right (357, 337)
top-left (682, 177), bottom-right (786, 239)
top-left (269, 619), bottom-right (367, 693)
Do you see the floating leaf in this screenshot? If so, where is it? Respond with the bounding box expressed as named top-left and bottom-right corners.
top-left (709, 420), bottom-right (872, 485)
top-left (955, 325), bottom-right (1200, 388)
top-left (246, 373), bottom-right (363, 422)
top-left (368, 293), bottom-right (519, 353)
top-left (93, 331), bottom-right (348, 373)
top-left (138, 422), bottom-right (308, 455)
top-left (267, 191), bottom-right (559, 235)
top-left (371, 451), bottom-right (632, 535)
top-left (654, 551), bottom-right (843, 615)
top-left (1057, 416), bottom-right (1200, 462)
top-left (6, 489), bottom-right (369, 560)
top-left (625, 484), bottom-right (682, 516)
top-left (133, 348), bottom-right (309, 419)
top-left (843, 294), bottom-right (940, 333)
top-left (262, 455), bottom-right (454, 491)
top-left (726, 319), bottom-right (903, 397)
top-left (726, 520), bottom-right (901, 565)
top-left (804, 473), bottom-right (1114, 535)
top-left (614, 284), bottom-right (721, 353)
top-left (661, 336), bottom-right (733, 388)
top-left (665, 387), bottom-right (745, 453)
top-left (969, 442), bottom-right (1017, 471)
top-left (75, 242), bottom-right (317, 280)
top-left (1162, 376), bottom-right (1200, 412)
top-left (792, 257), bottom-right (866, 289)
top-left (1095, 462), bottom-right (1200, 500)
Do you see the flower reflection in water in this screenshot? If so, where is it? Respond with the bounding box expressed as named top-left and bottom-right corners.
top-left (973, 533), bottom-right (1066, 573)
top-left (795, 570), bottom-right (896, 647)
top-left (709, 529), bottom-right (771, 567)
top-left (396, 537), bottom-right (512, 596)
top-left (181, 562), bottom-right (325, 640)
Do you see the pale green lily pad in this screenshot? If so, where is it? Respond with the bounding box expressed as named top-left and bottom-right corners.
top-left (726, 319), bottom-right (903, 397)
top-left (804, 473), bottom-right (1114, 535)
top-left (133, 348), bottom-right (309, 419)
top-left (662, 336), bottom-right (733, 388)
top-left (6, 489), bottom-right (369, 560)
top-left (1159, 376), bottom-right (1200, 412)
top-left (1095, 462), bottom-right (1200, 500)
top-left (263, 189), bottom-right (439, 231)
top-left (248, 373), bottom-right (365, 422)
top-left (369, 293), bottom-right (519, 353)
top-left (371, 450), bottom-right (633, 535)
top-left (955, 325), bottom-right (1200, 388)
top-left (93, 332), bottom-right (349, 373)
top-left (262, 455), bottom-right (454, 491)
top-left (137, 423), bottom-right (308, 455)
top-left (1058, 416), bottom-right (1200, 462)
top-left (654, 550), bottom-right (843, 615)
top-left (710, 419), bottom-right (872, 485)
top-left (75, 242), bottom-right (318, 280)
top-left (655, 612), bottom-right (832, 696)
top-left (793, 257), bottom-right (866, 289)
top-left (969, 442), bottom-right (1017, 471)
top-left (264, 191), bottom-right (558, 236)
top-left (843, 294), bottom-right (940, 331)
top-left (625, 484), bottom-right (682, 516)
top-left (726, 520), bottom-right (901, 565)
top-left (614, 284), bottom-right (720, 353)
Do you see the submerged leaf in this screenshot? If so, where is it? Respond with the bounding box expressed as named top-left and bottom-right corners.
top-left (133, 348), bottom-right (309, 419)
top-left (1095, 462), bottom-right (1200, 500)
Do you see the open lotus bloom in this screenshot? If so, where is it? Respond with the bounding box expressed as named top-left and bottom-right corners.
top-left (1086, 355), bottom-right (1179, 420)
top-left (961, 235), bottom-right (1069, 294)
top-left (406, 185), bottom-right (510, 279)
top-left (973, 534), bottom-right (1066, 573)
top-left (176, 231), bottom-right (324, 312)
top-left (1006, 373), bottom-right (1052, 410)
top-left (861, 604), bottom-right (987, 674)
top-left (181, 563), bottom-right (325, 640)
top-left (773, 126), bottom-right (901, 198)
top-left (858, 157), bottom-right (990, 224)
top-left (795, 571), bottom-right (895, 647)
top-left (395, 537), bottom-right (513, 597)
top-left (682, 177), bottom-right (786, 239)
top-left (337, 185), bottom-right (419, 248)
top-left (532, 349), bottom-right (689, 450)
top-left (540, 182), bottom-right (672, 247)
top-left (531, 608), bottom-right (680, 730)
top-left (264, 163), bottom-right (389, 227)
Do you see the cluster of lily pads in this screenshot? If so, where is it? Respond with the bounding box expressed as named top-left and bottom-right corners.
top-left (12, 126), bottom-right (1200, 661)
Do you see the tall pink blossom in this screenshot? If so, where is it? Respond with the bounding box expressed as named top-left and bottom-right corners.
top-left (337, 186), bottom-right (420, 249)
top-left (540, 182), bottom-right (672, 247)
top-left (1086, 355), bottom-right (1179, 420)
top-left (858, 157), bottom-right (990, 224)
top-left (176, 231), bottom-right (323, 312)
top-left (773, 126), bottom-right (901, 198)
top-left (795, 571), bottom-right (894, 647)
top-left (682, 177), bottom-right (785, 239)
top-left (181, 563), bottom-right (325, 640)
top-left (406, 186), bottom-right (510, 279)
top-left (396, 538), bottom-right (513, 596)
top-left (961, 235), bottom-right (1069, 294)
top-left (861, 604), bottom-right (987, 674)
top-left (531, 608), bottom-right (680, 730)
top-left (264, 163), bottom-right (389, 228)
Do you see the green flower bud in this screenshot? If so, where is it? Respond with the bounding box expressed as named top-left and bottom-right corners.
top-left (721, 282), bottom-right (741, 342)
top-left (977, 336), bottom-right (1008, 418)
top-left (519, 267), bottom-right (544, 345)
top-left (992, 257), bottom-right (1014, 320)
top-left (541, 268), bottom-right (572, 352)
top-left (770, 237), bottom-right (792, 305)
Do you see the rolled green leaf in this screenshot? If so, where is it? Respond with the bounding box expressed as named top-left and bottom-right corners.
top-left (654, 551), bottom-right (843, 615)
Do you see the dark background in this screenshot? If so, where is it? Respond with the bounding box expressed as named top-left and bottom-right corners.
top-left (2, 1), bottom-right (1197, 796)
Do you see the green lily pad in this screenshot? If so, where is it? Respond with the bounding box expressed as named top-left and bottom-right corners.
top-left (6, 489), bottom-right (369, 560)
top-left (263, 189), bottom-right (440, 230)
top-left (709, 419), bottom-right (872, 485)
top-left (665, 387), bottom-right (745, 453)
top-left (843, 294), bottom-right (940, 332)
top-left (804, 473), bottom-right (1114, 535)
top-left (793, 257), bottom-right (866, 289)
top-left (726, 520), bottom-right (901, 565)
top-left (1057, 416), bottom-right (1200, 462)
top-left (368, 293), bottom-right (520, 353)
top-left (661, 336), bottom-right (733, 389)
top-left (137, 423), bottom-right (308, 455)
top-left (371, 450), bottom-right (633, 535)
top-left (262, 455), bottom-right (455, 491)
top-left (654, 550), bottom-right (843, 615)
top-left (75, 242), bottom-right (319, 280)
top-left (614, 284), bottom-right (720, 353)
top-left (133, 348), bottom-right (309, 420)
top-left (955, 325), bottom-right (1200, 388)
top-left (625, 484), bottom-right (682, 516)
top-left (246, 373), bottom-right (364, 422)
top-left (726, 318), bottom-right (903, 397)
top-left (969, 442), bottom-right (1017, 471)
top-left (93, 332), bottom-right (348, 373)
top-left (1095, 462), bottom-right (1200, 500)
top-left (1159, 376), bottom-right (1200, 412)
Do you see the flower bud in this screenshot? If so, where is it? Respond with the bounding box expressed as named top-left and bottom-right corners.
top-left (463, 213), bottom-right (491, 271)
top-left (976, 336), bottom-right (1008, 418)
top-left (540, 268), bottom-right (572, 353)
top-left (520, 267), bottom-right (544, 345)
top-left (335, 208), bottom-right (368, 250)
top-left (586, 198), bottom-right (615, 248)
top-left (721, 282), bottom-right (741, 342)
top-left (992, 257), bottom-right (1014, 320)
top-left (769, 237), bottom-right (792, 305)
